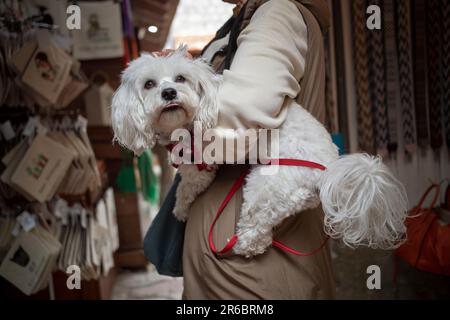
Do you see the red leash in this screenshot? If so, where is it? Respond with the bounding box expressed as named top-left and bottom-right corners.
top-left (208, 159), bottom-right (329, 257)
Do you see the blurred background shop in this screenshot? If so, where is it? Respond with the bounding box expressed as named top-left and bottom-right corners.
top-left (0, 0), bottom-right (449, 300)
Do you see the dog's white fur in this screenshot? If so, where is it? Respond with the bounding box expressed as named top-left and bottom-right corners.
top-left (112, 47), bottom-right (408, 257)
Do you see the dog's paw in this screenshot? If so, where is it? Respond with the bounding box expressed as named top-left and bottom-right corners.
top-left (173, 206), bottom-right (189, 222)
top-left (233, 228), bottom-right (272, 258)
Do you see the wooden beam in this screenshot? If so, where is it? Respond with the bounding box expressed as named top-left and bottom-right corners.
top-left (132, 0), bottom-right (180, 51)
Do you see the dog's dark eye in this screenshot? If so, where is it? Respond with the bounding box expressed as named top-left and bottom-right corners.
top-left (144, 80), bottom-right (156, 89)
top-left (175, 75), bottom-right (186, 83)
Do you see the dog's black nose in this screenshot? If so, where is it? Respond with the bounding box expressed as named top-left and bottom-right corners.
top-left (161, 88), bottom-right (177, 101)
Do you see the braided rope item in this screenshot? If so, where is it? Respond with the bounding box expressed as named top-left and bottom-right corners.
top-left (441, 0), bottom-right (450, 148)
top-left (395, 0), bottom-right (417, 154)
top-left (366, 0), bottom-right (389, 156)
top-left (352, 0), bottom-right (375, 154)
top-left (426, 0), bottom-right (443, 150)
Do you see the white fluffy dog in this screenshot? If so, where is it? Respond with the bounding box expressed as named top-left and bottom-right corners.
top-left (111, 47), bottom-right (408, 257)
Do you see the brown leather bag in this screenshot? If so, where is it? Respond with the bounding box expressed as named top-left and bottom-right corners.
top-left (396, 184), bottom-right (450, 276)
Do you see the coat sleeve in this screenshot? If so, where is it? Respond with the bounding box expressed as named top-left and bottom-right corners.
top-left (207, 0), bottom-right (308, 162)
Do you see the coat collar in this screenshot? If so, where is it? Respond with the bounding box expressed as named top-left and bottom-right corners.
top-left (292, 0), bottom-right (330, 32)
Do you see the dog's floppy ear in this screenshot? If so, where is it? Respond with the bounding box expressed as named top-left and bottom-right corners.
top-left (111, 81), bottom-right (156, 155)
top-left (192, 58), bottom-right (220, 129)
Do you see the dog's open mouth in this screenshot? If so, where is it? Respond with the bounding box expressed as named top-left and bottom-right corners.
top-left (162, 103), bottom-right (184, 113)
top-left (157, 103), bottom-right (188, 125)
top-left (159, 103), bottom-right (185, 115)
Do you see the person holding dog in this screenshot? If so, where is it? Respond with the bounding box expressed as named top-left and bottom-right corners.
top-left (179, 0), bottom-right (336, 299)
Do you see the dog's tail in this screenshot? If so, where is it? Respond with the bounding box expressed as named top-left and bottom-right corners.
top-left (318, 153), bottom-right (408, 249)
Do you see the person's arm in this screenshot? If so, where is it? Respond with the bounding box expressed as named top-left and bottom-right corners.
top-left (207, 0), bottom-right (308, 162)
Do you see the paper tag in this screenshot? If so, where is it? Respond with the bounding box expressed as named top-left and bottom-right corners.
top-left (11, 134), bottom-right (74, 202)
top-left (21, 41), bottom-right (73, 105)
top-left (0, 230), bottom-right (53, 295)
top-left (17, 211), bottom-right (36, 232)
top-left (73, 1), bottom-right (124, 60)
top-left (22, 117), bottom-right (38, 137)
top-left (1, 121), bottom-right (16, 141)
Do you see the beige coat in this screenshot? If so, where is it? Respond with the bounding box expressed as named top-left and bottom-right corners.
top-left (182, 0), bottom-right (335, 299)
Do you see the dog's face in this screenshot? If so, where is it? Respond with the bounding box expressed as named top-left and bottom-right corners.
top-left (111, 47), bottom-right (219, 155)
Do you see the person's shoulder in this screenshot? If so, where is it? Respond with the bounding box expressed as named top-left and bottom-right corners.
top-left (251, 0), bottom-right (304, 24)
top-left (255, 0), bottom-right (300, 15)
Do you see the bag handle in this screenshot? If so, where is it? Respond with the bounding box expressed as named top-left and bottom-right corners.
top-left (412, 184), bottom-right (441, 215)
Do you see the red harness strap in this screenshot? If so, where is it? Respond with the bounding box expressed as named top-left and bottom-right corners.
top-left (208, 159), bottom-right (329, 257)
